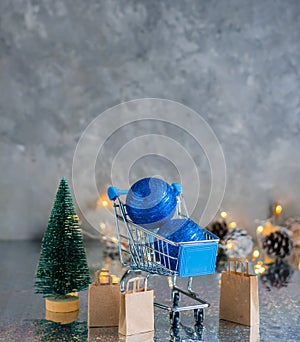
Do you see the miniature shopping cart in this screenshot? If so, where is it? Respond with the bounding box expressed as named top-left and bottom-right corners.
top-left (107, 184), bottom-right (219, 327)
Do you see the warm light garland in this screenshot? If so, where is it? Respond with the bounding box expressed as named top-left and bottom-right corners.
top-left (96, 195), bottom-right (110, 209)
top-left (256, 225), bottom-right (264, 234)
top-left (220, 211), bottom-right (228, 219)
top-left (226, 241), bottom-right (235, 250)
top-left (99, 222), bottom-right (106, 230)
top-left (252, 249), bottom-right (260, 258)
top-left (254, 261), bottom-right (266, 274)
top-left (275, 204), bottom-right (283, 216)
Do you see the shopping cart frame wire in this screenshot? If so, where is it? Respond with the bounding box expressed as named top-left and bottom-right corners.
top-left (108, 184), bottom-right (219, 323)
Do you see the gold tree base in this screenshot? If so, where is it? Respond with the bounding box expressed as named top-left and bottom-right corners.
top-left (45, 309), bottom-right (79, 324)
top-left (45, 295), bottom-right (80, 313)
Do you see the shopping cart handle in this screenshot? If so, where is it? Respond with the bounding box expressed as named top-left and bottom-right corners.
top-left (171, 182), bottom-right (182, 196)
top-left (107, 186), bottom-right (128, 201)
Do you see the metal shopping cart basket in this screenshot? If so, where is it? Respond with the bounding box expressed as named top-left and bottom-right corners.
top-left (107, 184), bottom-right (219, 327)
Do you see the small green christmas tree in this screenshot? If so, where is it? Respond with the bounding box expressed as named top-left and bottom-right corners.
top-left (35, 177), bottom-right (90, 298)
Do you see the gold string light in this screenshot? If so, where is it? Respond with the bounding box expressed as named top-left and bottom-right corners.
top-left (275, 204), bottom-right (282, 215)
top-left (96, 195), bottom-right (109, 209)
top-left (226, 241), bottom-right (235, 250)
top-left (252, 249), bottom-right (260, 259)
top-left (99, 222), bottom-right (106, 231)
top-left (219, 211), bottom-right (236, 229)
top-left (254, 261), bottom-right (266, 274)
top-left (256, 225), bottom-right (264, 234)
top-left (273, 202), bottom-right (283, 222)
top-left (220, 211), bottom-right (228, 219)
top-left (111, 237), bottom-right (118, 244)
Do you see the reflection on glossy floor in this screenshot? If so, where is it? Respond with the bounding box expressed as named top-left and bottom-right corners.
top-left (0, 241), bottom-right (299, 341)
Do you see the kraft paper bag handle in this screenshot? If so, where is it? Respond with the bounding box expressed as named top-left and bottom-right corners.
top-left (95, 269), bottom-right (112, 286)
top-left (126, 277), bottom-right (148, 293)
top-left (228, 258), bottom-right (249, 276)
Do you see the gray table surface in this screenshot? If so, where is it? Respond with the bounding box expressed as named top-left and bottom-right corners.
top-left (0, 240), bottom-right (299, 341)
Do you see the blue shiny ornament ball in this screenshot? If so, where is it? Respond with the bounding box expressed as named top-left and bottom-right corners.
top-left (126, 177), bottom-right (177, 229)
top-left (155, 218), bottom-right (206, 270)
top-left (158, 218), bottom-right (206, 242)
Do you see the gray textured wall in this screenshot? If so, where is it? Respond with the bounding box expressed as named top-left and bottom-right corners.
top-left (1, 0), bottom-right (300, 240)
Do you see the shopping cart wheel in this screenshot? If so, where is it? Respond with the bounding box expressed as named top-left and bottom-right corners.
top-left (172, 291), bottom-right (180, 307)
top-left (194, 308), bottom-right (204, 325)
top-left (170, 325), bottom-right (180, 339)
top-left (170, 311), bottom-right (180, 329)
top-left (195, 323), bottom-right (204, 339)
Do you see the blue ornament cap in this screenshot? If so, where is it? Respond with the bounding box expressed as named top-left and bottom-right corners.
top-left (126, 177), bottom-right (177, 229)
top-left (155, 218), bottom-right (206, 270)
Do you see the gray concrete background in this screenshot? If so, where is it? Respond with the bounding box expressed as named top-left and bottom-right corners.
top-left (1, 0), bottom-right (300, 240)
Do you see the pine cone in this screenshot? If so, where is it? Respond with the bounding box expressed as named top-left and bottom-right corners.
top-left (103, 245), bottom-right (119, 259)
top-left (284, 217), bottom-right (300, 228)
top-left (223, 228), bottom-right (253, 259)
top-left (284, 217), bottom-right (300, 247)
top-left (261, 260), bottom-right (293, 291)
top-left (102, 239), bottom-right (120, 260)
top-left (215, 248), bottom-right (228, 273)
top-left (207, 220), bottom-right (228, 240)
top-left (263, 230), bottom-right (293, 259)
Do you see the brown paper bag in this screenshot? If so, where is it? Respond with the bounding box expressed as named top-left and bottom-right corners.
top-left (119, 331), bottom-right (154, 342)
top-left (88, 269), bottom-right (121, 327)
top-left (219, 258), bottom-right (259, 326)
top-left (119, 277), bottom-right (154, 336)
